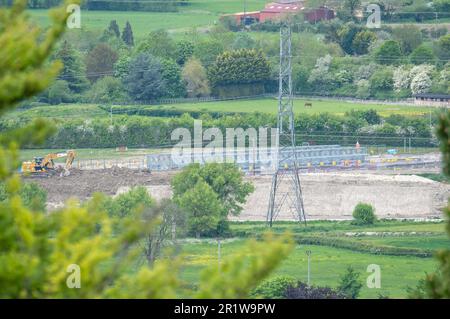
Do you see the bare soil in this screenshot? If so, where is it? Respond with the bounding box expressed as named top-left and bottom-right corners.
top-left (23, 167), bottom-right (175, 203)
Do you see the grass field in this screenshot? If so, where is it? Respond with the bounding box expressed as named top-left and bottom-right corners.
top-left (177, 220), bottom-right (447, 298)
top-left (17, 147), bottom-right (173, 162)
top-left (152, 97), bottom-right (434, 117)
top-left (10, 98), bottom-right (435, 122)
top-left (179, 241), bottom-right (438, 298)
top-left (28, 1), bottom-right (268, 38)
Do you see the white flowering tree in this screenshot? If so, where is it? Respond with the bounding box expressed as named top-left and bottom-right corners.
top-left (409, 64), bottom-right (435, 95)
top-left (308, 55), bottom-right (333, 89)
top-left (393, 66), bottom-right (410, 92)
top-left (354, 63), bottom-right (377, 82)
top-left (411, 72), bottom-right (433, 94)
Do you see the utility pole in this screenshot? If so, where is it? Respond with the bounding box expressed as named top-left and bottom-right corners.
top-left (306, 250), bottom-right (311, 286)
top-left (218, 237), bottom-right (221, 272)
top-left (267, 24), bottom-right (306, 227)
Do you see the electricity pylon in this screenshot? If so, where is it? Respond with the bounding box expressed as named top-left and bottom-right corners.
top-left (267, 24), bottom-right (306, 227)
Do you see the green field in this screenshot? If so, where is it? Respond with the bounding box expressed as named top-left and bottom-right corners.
top-left (150, 98), bottom-right (434, 117)
top-left (175, 220), bottom-right (448, 298)
top-left (176, 220), bottom-right (448, 298)
top-left (28, 1), bottom-right (268, 38)
top-left (17, 147), bottom-right (160, 162)
top-left (10, 98), bottom-right (435, 122)
top-left (179, 240), bottom-right (438, 298)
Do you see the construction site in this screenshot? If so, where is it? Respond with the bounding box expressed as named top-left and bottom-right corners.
top-left (23, 150), bottom-right (448, 221)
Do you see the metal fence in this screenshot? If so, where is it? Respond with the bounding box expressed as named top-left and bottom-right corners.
top-left (146, 145), bottom-right (368, 174)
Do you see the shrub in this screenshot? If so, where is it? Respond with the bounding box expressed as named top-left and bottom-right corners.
top-left (352, 203), bottom-right (376, 225)
top-left (0, 182), bottom-right (47, 212)
top-left (337, 266), bottom-right (363, 299)
top-left (375, 40), bottom-right (403, 65)
top-left (103, 186), bottom-right (154, 219)
top-left (251, 276), bottom-right (297, 299)
top-left (285, 282), bottom-right (347, 299)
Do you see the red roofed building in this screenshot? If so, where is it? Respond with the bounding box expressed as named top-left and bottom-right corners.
top-left (222, 1), bottom-right (335, 25)
top-left (259, 1), bottom-right (305, 22)
top-left (222, 1), bottom-right (305, 25)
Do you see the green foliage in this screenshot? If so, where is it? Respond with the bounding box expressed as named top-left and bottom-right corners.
top-left (172, 163), bottom-right (254, 237)
top-left (208, 49), bottom-right (271, 88)
top-left (293, 65), bottom-right (311, 93)
top-left (121, 21), bottom-right (134, 47)
top-left (352, 203), bottom-right (377, 225)
top-left (181, 58), bottom-right (210, 98)
top-left (138, 29), bottom-right (176, 59)
top-left (19, 182), bottom-right (47, 212)
top-left (375, 40), bottom-right (403, 65)
top-left (172, 163), bottom-right (254, 218)
top-left (0, 0), bottom-right (295, 299)
top-left (84, 76), bottom-right (128, 103)
top-left (436, 34), bottom-right (450, 61)
top-left (232, 32), bottom-right (256, 50)
top-left (195, 233), bottom-right (294, 298)
top-left (251, 275), bottom-right (297, 299)
top-left (410, 111), bottom-right (450, 298)
top-left (193, 38), bottom-right (225, 65)
top-left (106, 20), bottom-right (120, 38)
top-left (0, 0), bottom-right (68, 113)
top-left (85, 43), bottom-right (118, 83)
top-left (103, 186), bottom-right (154, 219)
top-left (370, 68), bottom-right (394, 94)
top-left (160, 58), bottom-right (186, 98)
top-left (433, 0), bottom-right (450, 12)
top-left (47, 80), bottom-right (72, 105)
top-left (346, 109), bottom-right (381, 125)
top-left (177, 180), bottom-right (222, 237)
top-left (337, 266), bottom-right (363, 299)
top-left (285, 281), bottom-right (347, 299)
top-left (337, 22), bottom-right (362, 55)
top-left (352, 30), bottom-right (376, 55)
top-left (175, 40), bottom-right (194, 66)
top-left (0, 182), bottom-right (47, 212)
top-left (124, 53), bottom-right (166, 101)
top-left (392, 25), bottom-right (423, 55)
top-left (410, 45), bottom-right (436, 65)
top-left (53, 41), bottom-right (89, 93)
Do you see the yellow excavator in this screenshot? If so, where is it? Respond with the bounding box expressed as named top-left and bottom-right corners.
top-left (21, 150), bottom-right (76, 177)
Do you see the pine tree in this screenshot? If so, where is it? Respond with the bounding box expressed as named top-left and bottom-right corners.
top-left (122, 21), bottom-right (134, 47)
top-left (53, 40), bottom-right (89, 93)
top-left (108, 20), bottom-right (120, 38)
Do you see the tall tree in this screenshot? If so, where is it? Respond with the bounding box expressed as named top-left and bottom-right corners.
top-left (85, 43), bottom-right (118, 82)
top-left (208, 49), bottom-right (271, 88)
top-left (124, 53), bottom-right (166, 101)
top-left (182, 58), bottom-right (210, 97)
top-left (160, 58), bottom-right (186, 98)
top-left (175, 40), bottom-right (194, 66)
top-left (121, 21), bottom-right (134, 47)
top-left (392, 25), bottom-right (423, 55)
top-left (138, 29), bottom-right (176, 59)
top-left (53, 40), bottom-right (89, 93)
top-left (375, 40), bottom-right (403, 65)
top-left (172, 163), bottom-right (254, 236)
top-left (107, 19), bottom-right (120, 38)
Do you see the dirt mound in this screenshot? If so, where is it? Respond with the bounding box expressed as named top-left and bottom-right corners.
top-left (23, 168), bottom-right (175, 203)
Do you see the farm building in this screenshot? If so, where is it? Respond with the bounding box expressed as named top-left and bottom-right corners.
top-left (304, 6), bottom-right (335, 23)
top-left (414, 93), bottom-right (450, 107)
top-left (222, 1), bottom-right (335, 25)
